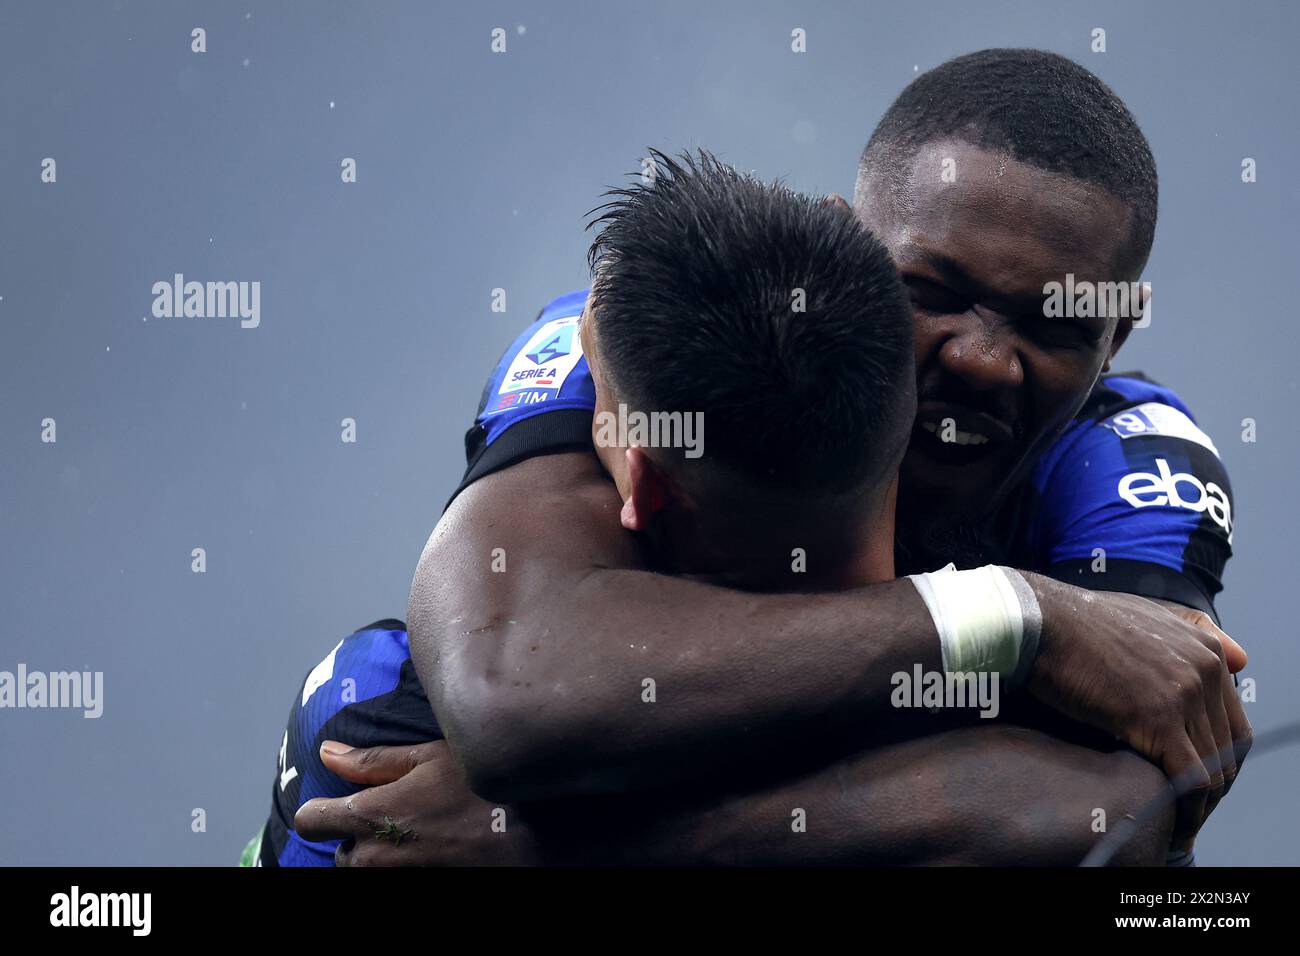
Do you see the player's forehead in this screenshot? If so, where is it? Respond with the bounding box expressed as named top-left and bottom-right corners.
top-left (861, 139), bottom-right (1135, 291)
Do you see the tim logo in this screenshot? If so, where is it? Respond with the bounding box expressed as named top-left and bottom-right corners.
top-left (527, 327), bottom-right (572, 365)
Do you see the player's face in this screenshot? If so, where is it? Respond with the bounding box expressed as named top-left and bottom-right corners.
top-left (858, 140), bottom-right (1138, 519)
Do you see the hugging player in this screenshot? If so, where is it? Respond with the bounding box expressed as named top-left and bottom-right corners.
top-left (258, 50), bottom-right (1248, 867)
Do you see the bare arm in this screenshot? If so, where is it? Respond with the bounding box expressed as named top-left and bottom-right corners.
top-left (301, 726), bottom-right (1175, 866)
top-left (410, 451), bottom-right (1247, 837)
top-left (546, 725), bottom-right (1175, 866)
top-left (409, 452), bottom-right (940, 801)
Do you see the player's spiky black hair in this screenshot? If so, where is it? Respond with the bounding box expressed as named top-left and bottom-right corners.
top-left (585, 148), bottom-right (914, 495)
top-left (858, 48), bottom-right (1158, 269)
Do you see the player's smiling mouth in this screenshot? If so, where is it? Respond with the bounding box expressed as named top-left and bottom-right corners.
top-left (910, 402), bottom-right (1017, 463)
top-left (919, 420), bottom-right (990, 445)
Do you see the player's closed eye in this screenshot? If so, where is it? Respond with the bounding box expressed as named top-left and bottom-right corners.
top-left (1021, 316), bottom-right (1100, 350)
top-left (905, 277), bottom-right (968, 314)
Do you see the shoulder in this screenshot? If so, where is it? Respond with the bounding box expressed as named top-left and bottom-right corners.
top-left (1077, 372), bottom-right (1218, 450)
top-left (478, 289), bottom-right (592, 425)
top-left (1036, 371), bottom-right (1225, 482)
top-left (453, 290), bottom-right (597, 507)
top-left (1019, 371), bottom-right (1234, 616)
top-left (444, 451), bottom-right (624, 549)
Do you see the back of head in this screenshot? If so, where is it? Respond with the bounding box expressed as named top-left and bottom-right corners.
top-left (585, 149), bottom-right (914, 585)
top-left (857, 48), bottom-right (1158, 271)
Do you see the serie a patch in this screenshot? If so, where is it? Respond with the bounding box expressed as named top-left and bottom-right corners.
top-left (488, 314), bottom-right (585, 412)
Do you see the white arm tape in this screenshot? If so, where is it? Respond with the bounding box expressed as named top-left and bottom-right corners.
top-left (906, 564), bottom-right (1042, 689)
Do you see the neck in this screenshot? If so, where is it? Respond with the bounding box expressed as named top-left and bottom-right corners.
top-left (829, 482), bottom-right (897, 587)
top-left (671, 480), bottom-right (900, 592)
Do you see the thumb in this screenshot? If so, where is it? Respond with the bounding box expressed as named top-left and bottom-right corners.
top-left (1164, 604), bottom-right (1247, 674)
top-left (320, 740), bottom-right (443, 786)
top-left (1219, 632), bottom-right (1247, 674)
top-left (1189, 615), bottom-right (1247, 674)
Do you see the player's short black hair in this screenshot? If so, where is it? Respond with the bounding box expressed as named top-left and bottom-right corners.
top-left (586, 149), bottom-right (914, 496)
top-left (859, 48), bottom-right (1158, 270)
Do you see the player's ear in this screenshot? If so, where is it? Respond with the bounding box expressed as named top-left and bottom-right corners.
top-left (620, 447), bottom-right (670, 531)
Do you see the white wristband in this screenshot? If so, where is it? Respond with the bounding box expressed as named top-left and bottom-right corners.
top-left (906, 564), bottom-right (1042, 688)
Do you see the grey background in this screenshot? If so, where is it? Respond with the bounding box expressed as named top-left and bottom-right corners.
top-left (1, 0), bottom-right (1296, 866)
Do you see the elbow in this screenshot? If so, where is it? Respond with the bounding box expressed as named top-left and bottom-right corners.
top-left (1099, 752), bottom-right (1177, 866)
top-left (413, 621), bottom-right (556, 802)
top-left (416, 610), bottom-right (613, 803)
top-left (436, 679), bottom-right (577, 804)
top-left (448, 708), bottom-right (539, 804)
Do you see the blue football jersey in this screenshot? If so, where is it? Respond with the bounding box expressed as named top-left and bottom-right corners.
top-left (454, 290), bottom-right (596, 501)
top-left (262, 291), bottom-right (1235, 866)
top-left (258, 620), bottom-right (440, 866)
top-left (454, 289), bottom-right (1235, 618)
top-left (1005, 373), bottom-right (1234, 620)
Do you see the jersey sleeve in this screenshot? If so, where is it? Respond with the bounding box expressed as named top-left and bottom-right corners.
top-left (259, 620), bottom-right (441, 867)
top-left (450, 290), bottom-right (596, 505)
top-left (1028, 400), bottom-right (1235, 621)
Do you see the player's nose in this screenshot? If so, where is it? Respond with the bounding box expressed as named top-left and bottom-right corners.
top-left (936, 314), bottom-right (1024, 392)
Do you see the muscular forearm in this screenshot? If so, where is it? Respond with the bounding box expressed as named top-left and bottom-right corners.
top-left (414, 454), bottom-right (1244, 831)
top-left (521, 725), bottom-right (1174, 867)
top-left (412, 460), bottom-right (945, 801)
